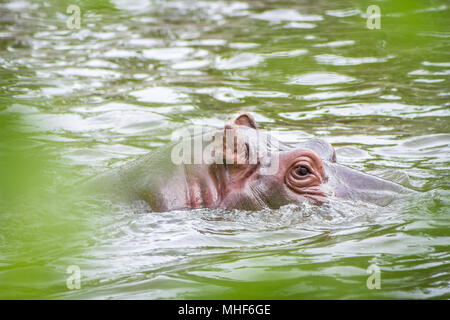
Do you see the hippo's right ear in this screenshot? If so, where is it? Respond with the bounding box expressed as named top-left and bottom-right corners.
top-left (233, 113), bottom-right (258, 129)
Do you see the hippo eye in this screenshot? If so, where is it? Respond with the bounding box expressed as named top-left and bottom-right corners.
top-left (244, 143), bottom-right (250, 160)
top-left (295, 166), bottom-right (310, 176)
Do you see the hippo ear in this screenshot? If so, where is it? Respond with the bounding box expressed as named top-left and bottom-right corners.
top-left (233, 113), bottom-right (258, 129)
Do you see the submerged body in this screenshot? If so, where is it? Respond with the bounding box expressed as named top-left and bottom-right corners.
top-left (94, 113), bottom-right (412, 212)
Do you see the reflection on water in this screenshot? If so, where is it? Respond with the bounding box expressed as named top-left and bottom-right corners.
top-left (0, 0), bottom-right (449, 299)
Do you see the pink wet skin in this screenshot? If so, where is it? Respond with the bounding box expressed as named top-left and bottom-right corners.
top-left (144, 113), bottom-right (333, 211)
top-left (132, 113), bottom-right (411, 212)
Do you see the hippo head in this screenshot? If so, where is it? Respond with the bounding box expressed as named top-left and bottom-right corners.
top-left (137, 113), bottom-right (410, 212)
top-left (168, 113), bottom-right (410, 212)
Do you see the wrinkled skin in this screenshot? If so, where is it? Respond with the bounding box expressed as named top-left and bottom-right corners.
top-left (94, 113), bottom-right (413, 212)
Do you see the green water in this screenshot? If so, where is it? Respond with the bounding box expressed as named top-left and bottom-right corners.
top-left (0, 0), bottom-right (449, 299)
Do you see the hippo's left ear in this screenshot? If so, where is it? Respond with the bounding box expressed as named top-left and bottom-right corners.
top-left (233, 113), bottom-right (258, 129)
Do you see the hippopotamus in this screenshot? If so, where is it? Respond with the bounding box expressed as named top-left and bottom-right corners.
top-left (93, 113), bottom-right (412, 211)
